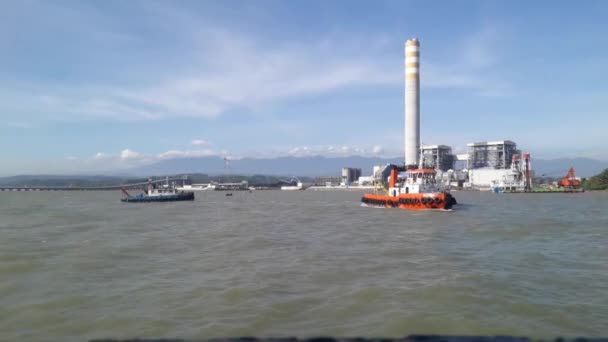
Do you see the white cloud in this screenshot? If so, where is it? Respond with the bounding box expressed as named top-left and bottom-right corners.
top-left (191, 139), bottom-right (210, 146)
top-left (372, 145), bottom-right (384, 154)
top-left (93, 152), bottom-right (110, 160)
top-left (286, 145), bottom-right (393, 158)
top-left (85, 148), bottom-right (224, 169)
top-left (421, 26), bottom-right (513, 96)
top-left (12, 143), bottom-right (395, 176)
top-left (0, 16), bottom-right (513, 124)
top-left (461, 27), bottom-right (501, 69)
top-left (157, 149), bottom-right (218, 160)
top-left (120, 149), bottom-right (140, 160)
top-left (288, 146), bottom-right (312, 157)
top-left (0, 29), bottom-right (398, 123)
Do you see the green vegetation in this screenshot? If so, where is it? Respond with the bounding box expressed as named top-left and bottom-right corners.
top-left (583, 168), bottom-right (608, 190)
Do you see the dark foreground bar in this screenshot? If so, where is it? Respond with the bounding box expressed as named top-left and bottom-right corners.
top-left (91, 336), bottom-right (608, 342)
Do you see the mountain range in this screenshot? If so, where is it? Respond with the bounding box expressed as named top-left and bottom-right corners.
top-left (128, 156), bottom-right (608, 178)
top-left (2, 156), bottom-right (607, 186)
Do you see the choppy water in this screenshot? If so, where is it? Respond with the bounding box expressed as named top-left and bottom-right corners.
top-left (1, 190), bottom-right (607, 341)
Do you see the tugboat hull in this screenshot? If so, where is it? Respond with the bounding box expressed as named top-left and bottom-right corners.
top-left (361, 192), bottom-right (456, 210)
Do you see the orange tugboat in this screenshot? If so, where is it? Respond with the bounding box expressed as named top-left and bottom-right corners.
top-left (361, 38), bottom-right (457, 211)
top-left (361, 166), bottom-right (457, 210)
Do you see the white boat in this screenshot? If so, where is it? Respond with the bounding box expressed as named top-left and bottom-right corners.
top-left (307, 185), bottom-right (374, 191)
top-left (176, 183), bottom-right (216, 191)
top-left (281, 181), bottom-right (303, 191)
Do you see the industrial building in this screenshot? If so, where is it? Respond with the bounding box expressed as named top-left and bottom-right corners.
top-left (341, 167), bottom-right (362, 185)
top-left (462, 140), bottom-right (534, 190)
top-left (421, 145), bottom-right (454, 171)
top-left (467, 140), bottom-right (520, 169)
top-left (466, 152), bottom-right (533, 191)
top-left (313, 176), bottom-right (342, 187)
top-left (214, 180), bottom-right (249, 191)
top-left (406, 140), bottom-right (535, 190)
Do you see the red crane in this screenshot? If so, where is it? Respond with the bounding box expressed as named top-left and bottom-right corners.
top-left (557, 167), bottom-right (581, 188)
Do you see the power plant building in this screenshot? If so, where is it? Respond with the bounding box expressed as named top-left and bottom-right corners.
top-left (465, 140), bottom-right (530, 189)
top-left (421, 145), bottom-right (454, 171)
top-left (341, 167), bottom-right (362, 185)
top-left (467, 140), bottom-right (520, 169)
top-left (313, 176), bottom-right (342, 187)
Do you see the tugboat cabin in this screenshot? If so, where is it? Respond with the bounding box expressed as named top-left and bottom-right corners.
top-left (388, 168), bottom-right (440, 196)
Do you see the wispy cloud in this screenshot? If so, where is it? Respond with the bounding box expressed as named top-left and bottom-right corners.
top-left (80, 147), bottom-right (226, 171)
top-left (157, 149), bottom-right (218, 160)
top-left (3, 25), bottom-right (511, 124)
top-left (120, 149), bottom-right (140, 160)
top-left (461, 27), bottom-right (501, 68)
top-left (68, 143), bottom-right (393, 173)
top-left (93, 152), bottom-right (110, 160)
top-left (6, 122), bottom-right (33, 129)
top-left (0, 0), bottom-right (514, 125)
top-left (372, 145), bottom-right (384, 154)
top-left (286, 144), bottom-right (391, 158)
top-left (422, 26), bottom-right (514, 96)
top-left (1, 26), bottom-right (397, 123)
top-left (191, 139), bottom-right (210, 146)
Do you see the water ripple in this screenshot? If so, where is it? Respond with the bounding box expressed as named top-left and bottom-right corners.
top-left (1, 190), bottom-right (608, 340)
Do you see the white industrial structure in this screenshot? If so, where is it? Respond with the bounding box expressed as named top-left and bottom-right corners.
top-left (341, 167), bottom-right (362, 185)
top-left (463, 140), bottom-right (535, 190)
top-left (404, 38), bottom-right (420, 167)
top-left (421, 145), bottom-right (454, 171)
top-left (467, 140), bottom-right (520, 169)
top-left (355, 37), bottom-right (536, 191)
top-left (404, 41), bottom-right (455, 173)
top-left (467, 153), bottom-right (534, 192)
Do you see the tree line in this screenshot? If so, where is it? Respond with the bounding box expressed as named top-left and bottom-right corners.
top-left (583, 169), bottom-right (608, 190)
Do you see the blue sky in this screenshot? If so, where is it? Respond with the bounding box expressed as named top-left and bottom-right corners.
top-left (1, 0), bottom-right (607, 175)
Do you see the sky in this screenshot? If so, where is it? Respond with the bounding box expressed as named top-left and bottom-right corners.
top-left (1, 0), bottom-right (607, 175)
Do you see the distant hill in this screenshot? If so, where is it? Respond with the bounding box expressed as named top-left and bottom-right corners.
top-left (129, 155), bottom-right (608, 178)
top-left (0, 173), bottom-right (308, 188)
top-left (2, 157), bottom-right (606, 184)
top-left (531, 158), bottom-right (608, 178)
top-left (0, 175), bottom-right (126, 187)
top-left (128, 155), bottom-right (404, 177)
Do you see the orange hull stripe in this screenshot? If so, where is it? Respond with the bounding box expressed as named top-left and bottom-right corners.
top-left (362, 193), bottom-right (447, 210)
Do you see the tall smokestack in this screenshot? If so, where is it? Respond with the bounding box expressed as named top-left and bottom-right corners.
top-left (404, 38), bottom-right (420, 167)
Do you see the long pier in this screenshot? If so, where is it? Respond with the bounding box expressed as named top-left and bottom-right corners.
top-left (0, 177), bottom-right (188, 192)
top-left (1, 186), bottom-right (135, 191)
